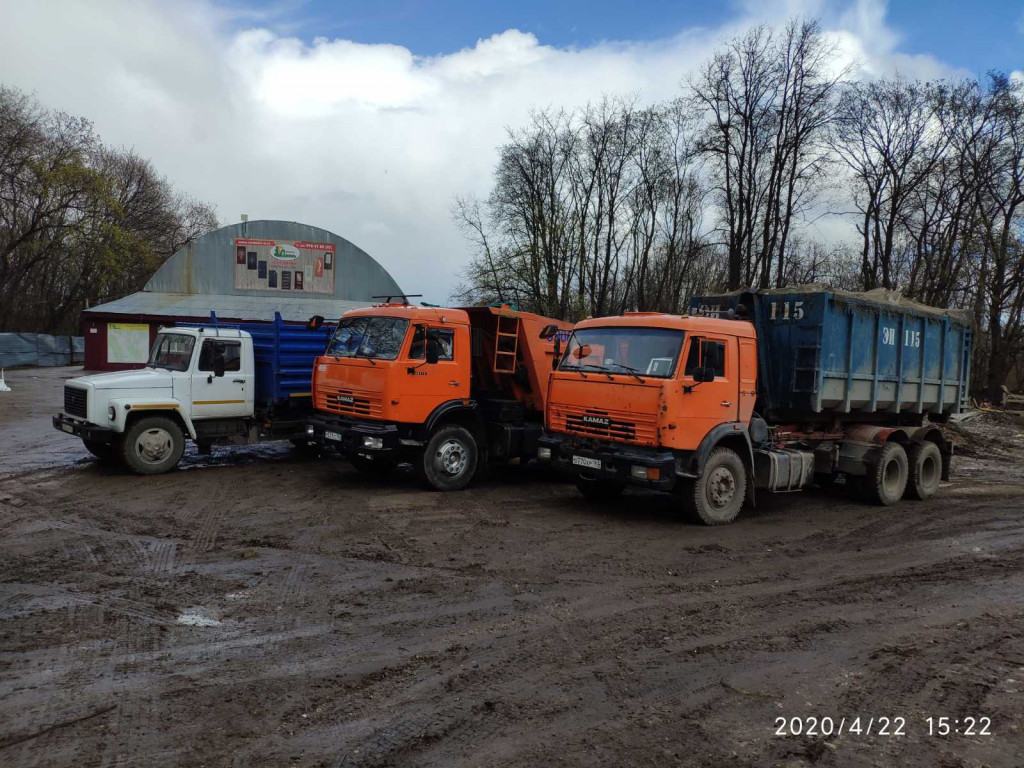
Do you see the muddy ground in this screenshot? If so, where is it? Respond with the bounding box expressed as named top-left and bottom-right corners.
top-left (2, 366), bottom-right (1023, 767)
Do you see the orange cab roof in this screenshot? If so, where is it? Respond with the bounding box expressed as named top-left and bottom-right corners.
top-left (574, 312), bottom-right (756, 338)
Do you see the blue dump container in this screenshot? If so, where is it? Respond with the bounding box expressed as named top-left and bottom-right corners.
top-left (690, 288), bottom-right (973, 423)
top-left (179, 312), bottom-right (332, 410)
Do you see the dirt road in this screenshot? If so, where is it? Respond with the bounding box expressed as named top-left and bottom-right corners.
top-left (2, 367), bottom-right (1023, 766)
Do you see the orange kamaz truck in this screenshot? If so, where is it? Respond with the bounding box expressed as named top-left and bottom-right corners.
top-left (305, 298), bottom-right (571, 490)
top-left (537, 287), bottom-right (972, 524)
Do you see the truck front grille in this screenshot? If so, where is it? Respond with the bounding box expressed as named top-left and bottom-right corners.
top-left (64, 385), bottom-right (88, 418)
top-left (551, 405), bottom-right (657, 446)
top-left (316, 387), bottom-right (383, 418)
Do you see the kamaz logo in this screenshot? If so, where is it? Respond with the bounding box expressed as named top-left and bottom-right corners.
top-left (583, 415), bottom-right (610, 427)
top-left (337, 395), bottom-right (354, 404)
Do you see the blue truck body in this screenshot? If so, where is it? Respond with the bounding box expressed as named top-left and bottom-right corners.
top-left (179, 312), bottom-right (332, 411)
top-left (690, 288), bottom-right (973, 423)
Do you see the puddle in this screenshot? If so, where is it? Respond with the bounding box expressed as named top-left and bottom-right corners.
top-left (176, 611), bottom-right (222, 627)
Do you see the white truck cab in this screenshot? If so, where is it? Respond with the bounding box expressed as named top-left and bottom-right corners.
top-left (54, 327), bottom-right (263, 474)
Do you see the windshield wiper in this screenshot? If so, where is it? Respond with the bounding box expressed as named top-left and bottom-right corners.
top-left (581, 364), bottom-right (615, 381)
top-left (355, 347), bottom-right (377, 365)
top-left (561, 365), bottom-right (588, 379)
top-left (609, 363), bottom-right (646, 383)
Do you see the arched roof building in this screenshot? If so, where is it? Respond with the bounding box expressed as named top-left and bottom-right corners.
top-left (83, 220), bottom-right (402, 370)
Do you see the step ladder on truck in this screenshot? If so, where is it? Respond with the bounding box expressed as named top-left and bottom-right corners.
top-left (305, 298), bottom-right (572, 490)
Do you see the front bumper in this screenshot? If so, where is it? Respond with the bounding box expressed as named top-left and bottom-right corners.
top-left (52, 413), bottom-right (115, 443)
top-left (537, 432), bottom-right (677, 490)
top-left (306, 413), bottom-right (404, 456)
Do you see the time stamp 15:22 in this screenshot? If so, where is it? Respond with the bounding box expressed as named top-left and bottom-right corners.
top-left (774, 716), bottom-right (993, 737)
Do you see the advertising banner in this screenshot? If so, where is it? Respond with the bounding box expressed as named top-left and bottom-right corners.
top-left (233, 238), bottom-right (335, 294)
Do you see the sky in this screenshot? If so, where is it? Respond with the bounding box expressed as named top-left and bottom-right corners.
top-left (1, 0), bottom-right (1021, 304)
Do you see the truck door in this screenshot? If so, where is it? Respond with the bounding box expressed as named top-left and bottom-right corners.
top-left (402, 324), bottom-right (468, 422)
top-left (192, 338), bottom-right (249, 419)
top-left (679, 335), bottom-right (739, 446)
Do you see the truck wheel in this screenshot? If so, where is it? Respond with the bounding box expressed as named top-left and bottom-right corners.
top-left (289, 438), bottom-right (319, 456)
top-left (574, 476), bottom-right (625, 502)
top-left (684, 447), bottom-right (747, 525)
top-left (863, 442), bottom-right (908, 506)
top-left (120, 416), bottom-right (185, 475)
top-left (420, 425), bottom-right (478, 491)
top-left (350, 453), bottom-right (394, 477)
top-left (82, 439), bottom-right (116, 463)
top-left (905, 441), bottom-right (941, 500)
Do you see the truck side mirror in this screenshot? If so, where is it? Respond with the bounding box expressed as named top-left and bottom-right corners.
top-left (426, 339), bottom-right (440, 365)
top-left (306, 315), bottom-right (325, 330)
top-left (539, 324), bottom-right (557, 340)
top-left (213, 355), bottom-right (226, 377)
top-left (702, 342), bottom-right (722, 372)
top-left (694, 366), bottom-right (715, 383)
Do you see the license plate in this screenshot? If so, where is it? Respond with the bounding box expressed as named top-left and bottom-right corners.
top-left (325, 430), bottom-right (343, 442)
top-left (572, 455), bottom-right (602, 470)
top-left (61, 423), bottom-right (74, 434)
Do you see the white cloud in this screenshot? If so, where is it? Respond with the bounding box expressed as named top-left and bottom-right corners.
top-left (0, 0), bottom-right (966, 303)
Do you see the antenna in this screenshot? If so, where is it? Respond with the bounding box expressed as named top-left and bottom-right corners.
top-left (372, 294), bottom-right (423, 305)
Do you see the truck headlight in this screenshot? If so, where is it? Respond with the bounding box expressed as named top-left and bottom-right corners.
top-left (306, 425), bottom-right (315, 437)
top-left (537, 446), bottom-right (551, 460)
top-left (108, 404), bottom-right (117, 421)
top-left (630, 465), bottom-right (660, 481)
top-left (362, 436), bottom-right (384, 449)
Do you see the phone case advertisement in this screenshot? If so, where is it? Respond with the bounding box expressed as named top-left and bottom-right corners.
top-left (233, 238), bottom-right (335, 294)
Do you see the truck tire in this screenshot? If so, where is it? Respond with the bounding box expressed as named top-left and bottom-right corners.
top-left (350, 453), bottom-right (395, 477)
top-left (684, 447), bottom-right (747, 525)
top-left (120, 416), bottom-right (185, 475)
top-left (419, 425), bottom-right (478, 491)
top-left (905, 441), bottom-right (941, 500)
top-left (83, 439), bottom-right (116, 463)
top-left (289, 438), bottom-right (319, 456)
top-left (863, 442), bottom-right (908, 506)
top-left (574, 476), bottom-right (625, 502)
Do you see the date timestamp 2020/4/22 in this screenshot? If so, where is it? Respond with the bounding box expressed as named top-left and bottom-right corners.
top-left (774, 716), bottom-right (993, 737)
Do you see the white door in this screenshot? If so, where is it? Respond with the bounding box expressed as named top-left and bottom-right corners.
top-left (191, 338), bottom-right (249, 418)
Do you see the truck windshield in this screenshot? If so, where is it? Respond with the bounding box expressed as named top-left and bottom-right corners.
top-left (327, 316), bottom-right (409, 361)
top-left (147, 333), bottom-right (196, 372)
top-left (560, 327), bottom-right (684, 379)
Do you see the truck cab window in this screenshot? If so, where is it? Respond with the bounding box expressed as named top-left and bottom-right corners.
top-left (559, 327), bottom-right (683, 378)
top-left (684, 339), bottom-right (726, 377)
top-left (198, 340), bottom-right (241, 372)
top-left (147, 334), bottom-right (195, 372)
top-left (409, 326), bottom-right (454, 361)
top-left (326, 317), bottom-right (409, 360)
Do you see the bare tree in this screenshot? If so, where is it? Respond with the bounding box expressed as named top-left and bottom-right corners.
top-left (690, 20), bottom-right (845, 290)
top-left (0, 86), bottom-right (219, 334)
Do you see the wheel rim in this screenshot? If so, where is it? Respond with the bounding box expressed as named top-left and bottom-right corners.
top-left (883, 457), bottom-right (902, 496)
top-left (435, 439), bottom-right (468, 477)
top-left (706, 466), bottom-right (737, 509)
top-left (135, 428), bottom-right (174, 465)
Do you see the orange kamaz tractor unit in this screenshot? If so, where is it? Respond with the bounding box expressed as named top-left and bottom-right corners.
top-left (538, 288), bottom-right (971, 525)
top-left (306, 297), bottom-right (571, 490)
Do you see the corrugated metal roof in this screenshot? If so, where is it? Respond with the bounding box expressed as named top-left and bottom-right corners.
top-left (84, 292), bottom-right (372, 323)
top-left (83, 220), bottom-right (404, 322)
top-left (144, 219), bottom-right (401, 299)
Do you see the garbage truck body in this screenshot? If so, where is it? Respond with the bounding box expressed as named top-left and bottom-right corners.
top-left (537, 287), bottom-right (973, 524)
top-left (305, 302), bottom-right (572, 490)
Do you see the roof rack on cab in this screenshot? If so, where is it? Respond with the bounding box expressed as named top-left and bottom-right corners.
top-left (372, 294), bottom-right (423, 306)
